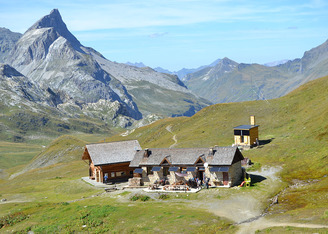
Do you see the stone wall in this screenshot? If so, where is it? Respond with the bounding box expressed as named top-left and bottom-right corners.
top-left (229, 161), bottom-right (243, 186)
top-left (128, 177), bottom-right (142, 186)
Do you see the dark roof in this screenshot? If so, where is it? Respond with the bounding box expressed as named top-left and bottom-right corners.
top-left (130, 148), bottom-right (207, 167)
top-left (208, 147), bottom-right (244, 165)
top-left (86, 140), bottom-right (141, 166)
top-left (130, 146), bottom-right (243, 167)
top-left (234, 124), bottom-right (259, 130)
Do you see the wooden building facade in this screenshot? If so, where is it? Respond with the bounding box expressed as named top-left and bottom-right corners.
top-left (82, 140), bottom-right (141, 183)
top-left (234, 115), bottom-right (259, 147)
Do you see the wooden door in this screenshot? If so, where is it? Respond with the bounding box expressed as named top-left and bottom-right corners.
top-left (223, 172), bottom-right (229, 185)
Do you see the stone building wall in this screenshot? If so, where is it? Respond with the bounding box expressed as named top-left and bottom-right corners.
top-left (229, 161), bottom-right (243, 186)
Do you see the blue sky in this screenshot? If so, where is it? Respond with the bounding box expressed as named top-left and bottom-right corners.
top-left (1, 0), bottom-right (328, 71)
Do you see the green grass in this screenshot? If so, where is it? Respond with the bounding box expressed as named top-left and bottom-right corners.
top-left (0, 132), bottom-right (114, 170)
top-left (106, 75), bottom-right (328, 222)
top-left (256, 226), bottom-right (328, 233)
top-left (0, 199), bottom-right (233, 233)
top-left (0, 163), bottom-right (233, 233)
top-left (0, 141), bottom-right (44, 169)
top-left (1, 76), bottom-right (328, 232)
top-left (127, 80), bottom-right (210, 117)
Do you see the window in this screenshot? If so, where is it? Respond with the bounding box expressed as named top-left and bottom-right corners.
top-left (234, 130), bottom-right (241, 135)
top-left (242, 130), bottom-right (250, 136)
top-left (235, 129), bottom-right (250, 136)
top-left (163, 167), bottom-right (169, 176)
top-left (241, 135), bottom-right (244, 143)
top-left (111, 172), bottom-right (115, 177)
top-left (147, 167), bottom-right (153, 175)
top-left (116, 171), bottom-right (126, 177)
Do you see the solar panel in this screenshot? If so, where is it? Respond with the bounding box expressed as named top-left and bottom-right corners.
top-left (186, 167), bottom-right (196, 172)
top-left (134, 168), bottom-right (143, 173)
top-left (151, 166), bottom-right (161, 172)
top-left (168, 167), bottom-right (179, 172)
top-left (209, 167), bottom-right (229, 172)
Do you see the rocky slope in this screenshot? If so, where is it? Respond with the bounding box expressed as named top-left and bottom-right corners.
top-left (6, 9), bottom-right (142, 123)
top-left (185, 39), bottom-right (328, 104)
top-left (0, 27), bottom-right (21, 62)
top-left (91, 51), bottom-right (211, 116)
top-left (2, 9), bottom-right (210, 121)
top-left (0, 63), bottom-right (122, 141)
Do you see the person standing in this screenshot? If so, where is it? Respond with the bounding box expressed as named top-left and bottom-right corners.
top-left (205, 177), bottom-right (209, 189)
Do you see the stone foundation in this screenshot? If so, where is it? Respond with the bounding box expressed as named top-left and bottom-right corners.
top-left (128, 177), bottom-right (143, 186)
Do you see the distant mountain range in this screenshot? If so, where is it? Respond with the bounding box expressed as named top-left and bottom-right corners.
top-left (126, 58), bottom-right (289, 81)
top-left (0, 9), bottom-right (211, 137)
top-left (263, 59), bottom-right (289, 67)
top-left (2, 8), bottom-right (328, 140)
top-left (126, 59), bottom-right (221, 80)
top-left (183, 40), bottom-right (328, 103)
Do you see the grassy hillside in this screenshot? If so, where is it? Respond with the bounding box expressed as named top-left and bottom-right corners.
top-left (0, 102), bottom-right (119, 170)
top-left (108, 75), bottom-right (328, 221)
top-left (108, 75), bottom-right (328, 176)
top-left (0, 142), bottom-right (233, 233)
top-left (185, 40), bottom-right (328, 104)
top-left (0, 76), bottom-right (328, 233)
top-left (127, 80), bottom-right (211, 117)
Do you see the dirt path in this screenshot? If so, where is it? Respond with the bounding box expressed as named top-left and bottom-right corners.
top-left (193, 167), bottom-right (282, 223)
top-left (166, 125), bottom-right (178, 148)
top-left (200, 166), bottom-right (328, 233)
top-left (236, 217), bottom-right (328, 234)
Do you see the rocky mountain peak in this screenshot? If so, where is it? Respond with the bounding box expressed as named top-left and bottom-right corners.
top-left (210, 57), bottom-right (238, 75)
top-left (220, 57), bottom-right (237, 64)
top-left (26, 9), bottom-right (80, 47)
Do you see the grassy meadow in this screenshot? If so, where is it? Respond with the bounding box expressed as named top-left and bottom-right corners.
top-left (107, 75), bottom-right (328, 223)
top-left (1, 76), bottom-right (328, 232)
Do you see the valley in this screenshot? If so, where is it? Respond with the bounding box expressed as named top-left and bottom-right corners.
top-left (1, 75), bottom-right (328, 233)
top-left (0, 7), bottom-right (328, 234)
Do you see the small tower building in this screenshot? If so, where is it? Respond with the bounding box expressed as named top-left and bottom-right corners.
top-left (233, 115), bottom-right (259, 148)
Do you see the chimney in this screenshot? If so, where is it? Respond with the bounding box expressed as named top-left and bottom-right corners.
top-left (250, 115), bottom-right (256, 126)
top-left (143, 148), bottom-right (149, 157)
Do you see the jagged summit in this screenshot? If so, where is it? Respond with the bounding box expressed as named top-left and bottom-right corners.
top-left (27, 9), bottom-right (80, 46)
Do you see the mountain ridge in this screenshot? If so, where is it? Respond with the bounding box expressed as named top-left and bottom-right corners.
top-left (184, 39), bottom-right (328, 104)
top-left (2, 9), bottom-right (210, 125)
top-left (0, 27), bottom-right (22, 62)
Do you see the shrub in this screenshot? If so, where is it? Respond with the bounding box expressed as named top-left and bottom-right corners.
top-left (130, 195), bottom-right (140, 201)
top-left (0, 212), bottom-right (28, 228)
top-left (140, 195), bottom-right (150, 202)
top-left (158, 194), bottom-right (170, 200)
top-left (130, 194), bottom-right (151, 202)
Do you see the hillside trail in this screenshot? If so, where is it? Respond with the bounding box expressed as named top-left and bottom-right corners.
top-left (236, 217), bottom-right (328, 234)
top-left (193, 166), bottom-right (328, 233)
top-left (166, 125), bottom-right (178, 148)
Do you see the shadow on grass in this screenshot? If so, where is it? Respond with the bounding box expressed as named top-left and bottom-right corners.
top-left (259, 138), bottom-right (274, 146)
top-left (250, 174), bottom-right (267, 185)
